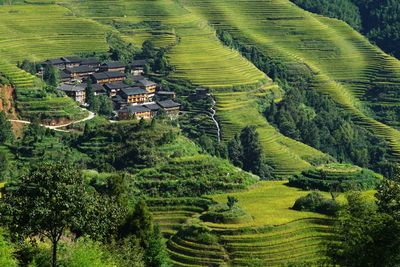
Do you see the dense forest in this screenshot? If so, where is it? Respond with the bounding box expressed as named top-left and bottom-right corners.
top-left (291, 0), bottom-right (400, 58)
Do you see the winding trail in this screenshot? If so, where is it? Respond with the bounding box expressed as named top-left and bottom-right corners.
top-left (209, 94), bottom-right (221, 143)
top-left (9, 109), bottom-right (95, 133)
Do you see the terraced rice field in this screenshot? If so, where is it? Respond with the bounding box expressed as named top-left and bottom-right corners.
top-left (180, 0), bottom-right (400, 161)
top-left (0, 5), bottom-right (105, 120)
top-left (154, 182), bottom-right (334, 266)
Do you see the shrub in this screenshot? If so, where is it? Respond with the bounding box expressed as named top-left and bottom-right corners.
top-left (293, 192), bottom-right (339, 216)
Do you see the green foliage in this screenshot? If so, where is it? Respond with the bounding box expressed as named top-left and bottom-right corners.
top-left (43, 65), bottom-right (60, 88)
top-left (328, 191), bottom-right (400, 267)
top-left (292, 0), bottom-right (400, 58)
top-left (119, 200), bottom-right (170, 267)
top-left (60, 239), bottom-right (117, 267)
top-left (238, 126), bottom-right (274, 180)
top-left (291, 0), bottom-right (362, 30)
top-left (0, 111), bottom-right (13, 144)
top-left (289, 164), bottom-right (382, 192)
top-left (134, 155), bottom-right (258, 197)
top-left (227, 196), bottom-right (238, 210)
top-left (200, 202), bottom-right (252, 224)
top-left (143, 225), bottom-right (170, 267)
top-left (177, 225), bottom-right (219, 245)
top-left (85, 80), bottom-right (94, 109)
top-left (0, 162), bottom-right (94, 267)
top-left (106, 32), bottom-right (138, 63)
top-left (293, 192), bottom-right (339, 216)
top-left (0, 229), bottom-right (17, 267)
top-left (265, 81), bottom-right (392, 174)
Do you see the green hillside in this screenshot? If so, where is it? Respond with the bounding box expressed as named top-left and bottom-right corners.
top-left (180, 0), bottom-right (400, 161)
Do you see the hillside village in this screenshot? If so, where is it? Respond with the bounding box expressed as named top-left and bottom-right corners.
top-left (42, 56), bottom-right (181, 120)
top-left (0, 0), bottom-right (399, 266)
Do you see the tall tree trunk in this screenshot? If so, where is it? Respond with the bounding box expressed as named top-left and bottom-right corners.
top-left (52, 240), bottom-right (57, 267)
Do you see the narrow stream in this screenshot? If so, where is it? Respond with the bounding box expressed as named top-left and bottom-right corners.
top-left (209, 94), bottom-right (221, 143)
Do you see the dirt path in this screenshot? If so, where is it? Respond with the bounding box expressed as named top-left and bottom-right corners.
top-left (9, 109), bottom-right (95, 133)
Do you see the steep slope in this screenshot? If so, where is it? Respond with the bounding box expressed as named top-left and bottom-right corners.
top-left (60, 0), bottom-right (327, 176)
top-left (0, 5), bottom-right (108, 121)
top-left (179, 0), bottom-right (400, 161)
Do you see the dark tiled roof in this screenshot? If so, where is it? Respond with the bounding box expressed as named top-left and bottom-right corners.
top-left (57, 84), bottom-right (85, 92)
top-left (91, 72), bottom-right (126, 81)
top-left (66, 65), bottom-right (94, 74)
top-left (139, 79), bottom-right (157, 87)
top-left (43, 58), bottom-right (65, 65)
top-left (91, 72), bottom-right (108, 80)
top-left (144, 102), bottom-right (161, 111)
top-left (102, 61), bottom-right (126, 69)
top-left (104, 82), bottom-right (131, 90)
top-left (113, 95), bottom-right (125, 103)
top-left (132, 75), bottom-right (145, 81)
top-left (157, 91), bottom-right (175, 95)
top-left (61, 56), bottom-right (82, 64)
top-left (107, 71), bottom-right (127, 79)
top-left (131, 60), bottom-right (148, 67)
top-left (60, 70), bottom-right (71, 79)
top-left (121, 87), bottom-right (148, 96)
top-left (92, 84), bottom-right (106, 93)
top-left (120, 105), bottom-right (150, 113)
top-left (81, 57), bottom-right (100, 65)
top-left (157, 100), bottom-right (181, 109)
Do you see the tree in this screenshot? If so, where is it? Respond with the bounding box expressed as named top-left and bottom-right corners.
top-left (239, 126), bottom-right (273, 179)
top-left (97, 95), bottom-right (114, 117)
top-left (227, 196), bottom-right (238, 210)
top-left (227, 134), bottom-right (243, 168)
top-left (0, 111), bottom-right (13, 144)
top-left (85, 80), bottom-right (95, 109)
top-left (143, 225), bottom-right (170, 267)
top-left (119, 199), bottom-right (153, 247)
top-left (43, 66), bottom-right (60, 87)
top-left (141, 40), bottom-right (157, 59)
top-left (0, 162), bottom-right (93, 267)
top-left (328, 191), bottom-right (400, 267)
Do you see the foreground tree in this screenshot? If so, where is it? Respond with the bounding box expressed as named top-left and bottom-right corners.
top-left (328, 186), bottom-right (400, 267)
top-left (0, 162), bottom-right (93, 267)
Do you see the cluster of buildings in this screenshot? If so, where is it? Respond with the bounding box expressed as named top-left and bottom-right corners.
top-left (42, 56), bottom-right (181, 120)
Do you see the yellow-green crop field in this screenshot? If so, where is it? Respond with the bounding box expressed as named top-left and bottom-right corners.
top-left (180, 0), bottom-right (400, 161)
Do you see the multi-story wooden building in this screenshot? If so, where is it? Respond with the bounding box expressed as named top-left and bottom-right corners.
top-left (118, 105), bottom-right (151, 120)
top-left (65, 66), bottom-right (95, 81)
top-left (131, 60), bottom-right (147, 75)
top-left (91, 72), bottom-right (127, 84)
top-left (157, 100), bottom-right (181, 116)
top-left (104, 81), bottom-right (131, 97)
top-left (100, 61), bottom-right (126, 73)
top-left (57, 84), bottom-right (86, 105)
top-left (120, 87), bottom-right (149, 104)
top-left (138, 79), bottom-right (157, 96)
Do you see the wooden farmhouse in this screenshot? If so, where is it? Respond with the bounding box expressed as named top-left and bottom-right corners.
top-left (138, 79), bottom-right (157, 95)
top-left (57, 84), bottom-right (86, 104)
top-left (119, 87), bottom-right (149, 104)
top-left (91, 71), bottom-right (127, 84)
top-left (80, 57), bottom-right (101, 70)
top-left (61, 56), bottom-right (82, 68)
top-left (118, 105), bottom-right (151, 120)
top-left (143, 102), bottom-right (162, 117)
top-left (157, 100), bottom-right (181, 116)
top-left (104, 81), bottom-right (131, 96)
top-left (131, 60), bottom-right (147, 75)
top-left (100, 61), bottom-right (127, 73)
top-left (65, 66), bottom-right (95, 81)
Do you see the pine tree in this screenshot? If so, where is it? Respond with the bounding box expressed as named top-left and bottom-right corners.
top-left (144, 225), bottom-right (170, 267)
top-left (227, 134), bottom-right (243, 168)
top-left (85, 80), bottom-right (95, 109)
